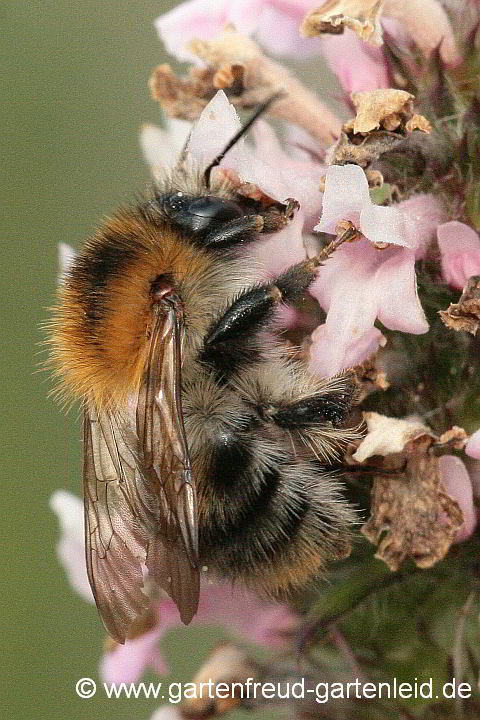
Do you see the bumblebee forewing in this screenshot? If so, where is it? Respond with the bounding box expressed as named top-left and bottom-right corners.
top-left (137, 302), bottom-right (199, 613)
top-left (84, 300), bottom-right (199, 643)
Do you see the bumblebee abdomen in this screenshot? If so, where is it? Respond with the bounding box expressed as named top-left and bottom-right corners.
top-left (185, 360), bottom-right (355, 596)
top-left (199, 450), bottom-right (353, 594)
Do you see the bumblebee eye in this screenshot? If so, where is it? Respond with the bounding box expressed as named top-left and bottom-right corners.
top-left (160, 193), bottom-right (243, 236)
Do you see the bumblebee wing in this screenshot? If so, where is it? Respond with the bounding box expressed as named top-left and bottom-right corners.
top-left (84, 404), bottom-right (151, 643)
top-left (136, 303), bottom-right (200, 620)
top-left (84, 302), bottom-right (199, 644)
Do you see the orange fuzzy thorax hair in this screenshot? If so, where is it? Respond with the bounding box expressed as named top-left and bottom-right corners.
top-left (49, 209), bottom-right (216, 410)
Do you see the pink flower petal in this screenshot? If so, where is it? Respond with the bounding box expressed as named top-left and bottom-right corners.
top-left (466, 430), bottom-right (480, 460)
top-left (242, 604), bottom-right (298, 647)
top-left (466, 458), bottom-right (480, 500)
top-left (438, 455), bottom-right (477, 542)
top-left (49, 491), bottom-right (94, 605)
top-left (437, 221), bottom-right (480, 290)
top-left (247, 121), bottom-right (325, 215)
top-left (319, 30), bottom-right (390, 93)
top-left (373, 249), bottom-right (428, 333)
top-left (309, 234), bottom-right (428, 376)
top-left (156, 0), bottom-right (323, 62)
top-left (187, 90), bottom-right (243, 170)
top-left (253, 2), bottom-right (325, 58)
top-left (191, 582), bottom-right (297, 647)
top-left (384, 0), bottom-right (462, 66)
top-left (398, 193), bottom-right (447, 259)
top-left (140, 120), bottom-right (191, 177)
top-left (317, 168), bottom-right (444, 253)
top-left (309, 240), bottom-right (382, 376)
top-left (100, 626), bottom-right (168, 684)
top-left (315, 164), bottom-right (369, 233)
top-left (246, 211), bottom-right (306, 279)
top-left (360, 202), bottom-right (414, 248)
top-left (155, 0), bottom-right (231, 63)
top-left (309, 323), bottom-right (385, 377)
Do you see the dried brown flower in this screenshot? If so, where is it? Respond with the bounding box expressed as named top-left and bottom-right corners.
top-left (325, 130), bottom-right (403, 167)
top-left (438, 426), bottom-right (468, 451)
top-left (326, 89), bottom-right (430, 168)
top-left (347, 89), bottom-right (431, 135)
top-left (352, 354), bottom-right (389, 403)
top-left (182, 644), bottom-right (259, 717)
top-left (150, 27), bottom-right (342, 146)
top-left (301, 0), bottom-right (384, 45)
top-left (354, 413), bottom-right (464, 571)
top-left (439, 276), bottom-right (480, 336)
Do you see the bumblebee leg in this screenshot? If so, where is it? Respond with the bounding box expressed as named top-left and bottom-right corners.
top-left (202, 215), bottom-right (264, 248)
top-left (201, 198), bottom-right (299, 248)
top-left (262, 391), bottom-right (354, 430)
top-left (259, 197), bottom-right (299, 233)
top-left (201, 260), bottom-right (317, 374)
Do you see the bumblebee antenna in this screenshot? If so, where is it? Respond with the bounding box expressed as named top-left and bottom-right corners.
top-left (203, 91), bottom-right (285, 189)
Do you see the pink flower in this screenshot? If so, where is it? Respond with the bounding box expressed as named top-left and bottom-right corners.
top-left (155, 0), bottom-right (459, 95)
top-left (466, 458), bottom-right (480, 502)
top-left (315, 164), bottom-right (416, 249)
top-left (101, 583), bottom-right (297, 683)
top-left (155, 0), bottom-right (323, 62)
top-left (438, 455), bottom-right (477, 542)
top-left (141, 91), bottom-right (326, 284)
top-left (141, 92), bottom-right (324, 221)
top-left (318, 29), bottom-right (390, 93)
top-left (437, 221), bottom-right (480, 290)
top-left (246, 120), bottom-right (325, 219)
top-left (51, 491), bottom-right (298, 683)
top-left (49, 491), bottom-right (94, 605)
top-left (308, 164), bottom-right (441, 376)
top-left (155, 0), bottom-right (387, 91)
top-left (310, 324), bottom-right (386, 375)
top-left (383, 0), bottom-right (462, 67)
top-left (150, 708), bottom-right (183, 720)
top-left (466, 430), bottom-right (480, 460)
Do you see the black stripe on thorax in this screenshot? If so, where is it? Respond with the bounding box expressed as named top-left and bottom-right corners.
top-left (70, 233), bottom-right (140, 327)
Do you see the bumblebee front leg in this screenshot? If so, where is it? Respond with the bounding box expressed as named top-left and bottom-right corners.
top-left (201, 226), bottom-right (357, 377)
top-left (201, 198), bottom-right (299, 248)
top-left (201, 261), bottom-right (318, 375)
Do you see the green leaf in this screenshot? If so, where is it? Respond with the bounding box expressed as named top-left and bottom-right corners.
top-left (306, 556), bottom-right (394, 626)
top-left (369, 183), bottom-right (393, 205)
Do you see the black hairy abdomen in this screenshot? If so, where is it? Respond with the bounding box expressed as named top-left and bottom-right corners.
top-left (199, 429), bottom-right (310, 570)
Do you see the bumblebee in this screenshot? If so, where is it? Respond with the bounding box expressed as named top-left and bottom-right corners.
top-left (50, 99), bottom-right (356, 643)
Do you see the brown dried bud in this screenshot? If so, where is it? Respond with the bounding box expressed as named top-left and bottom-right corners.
top-left (350, 89), bottom-right (430, 135)
top-left (352, 353), bottom-right (389, 403)
top-left (182, 644), bottom-right (260, 717)
top-left (439, 276), bottom-right (480, 336)
top-left (150, 27), bottom-right (341, 146)
top-left (301, 0), bottom-right (384, 45)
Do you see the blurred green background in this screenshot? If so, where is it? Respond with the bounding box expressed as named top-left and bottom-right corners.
top-left (1, 2), bottom-right (241, 718)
